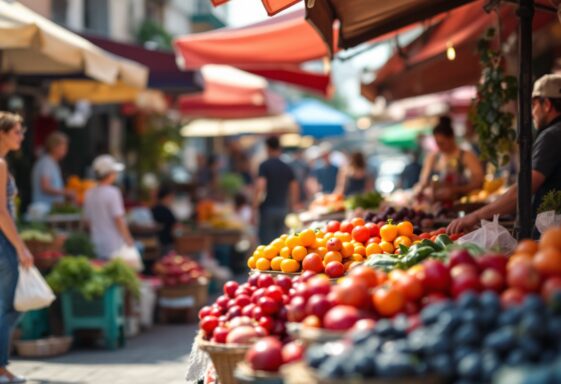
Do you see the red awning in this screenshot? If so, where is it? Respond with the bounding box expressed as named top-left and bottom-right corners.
top-left (210, 0), bottom-right (301, 16)
top-left (363, 1), bottom-right (557, 102)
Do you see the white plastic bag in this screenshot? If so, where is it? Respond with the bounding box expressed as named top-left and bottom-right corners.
top-left (457, 215), bottom-right (517, 253)
top-left (535, 210), bottom-right (561, 235)
top-left (14, 266), bottom-right (56, 312)
top-left (111, 245), bottom-right (144, 272)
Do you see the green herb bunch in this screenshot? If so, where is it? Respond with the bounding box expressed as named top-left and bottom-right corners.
top-left (538, 190), bottom-right (561, 214)
top-left (470, 28), bottom-right (517, 167)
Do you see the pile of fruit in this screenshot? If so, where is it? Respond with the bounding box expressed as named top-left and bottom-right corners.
top-left (308, 193), bottom-right (346, 214)
top-left (307, 291), bottom-right (561, 383)
top-left (66, 176), bottom-right (96, 205)
top-left (153, 253), bottom-right (209, 287)
top-left (365, 206), bottom-right (436, 233)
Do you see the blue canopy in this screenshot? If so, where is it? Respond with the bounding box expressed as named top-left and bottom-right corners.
top-left (287, 99), bottom-right (351, 138)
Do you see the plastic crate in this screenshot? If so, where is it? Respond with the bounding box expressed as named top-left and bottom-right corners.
top-left (19, 308), bottom-right (50, 341)
top-left (60, 285), bottom-right (125, 350)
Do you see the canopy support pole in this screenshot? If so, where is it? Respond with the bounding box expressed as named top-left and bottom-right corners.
top-left (516, 0), bottom-right (534, 239)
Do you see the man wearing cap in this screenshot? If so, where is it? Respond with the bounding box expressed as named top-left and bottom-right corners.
top-left (83, 155), bottom-right (134, 259)
top-left (448, 74), bottom-right (561, 234)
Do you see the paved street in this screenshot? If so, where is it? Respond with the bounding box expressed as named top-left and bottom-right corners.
top-left (10, 324), bottom-right (198, 384)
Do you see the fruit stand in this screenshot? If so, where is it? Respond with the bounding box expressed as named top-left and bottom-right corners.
top-left (187, 209), bottom-right (561, 384)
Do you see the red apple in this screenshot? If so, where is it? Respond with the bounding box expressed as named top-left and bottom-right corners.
top-left (226, 305), bottom-right (242, 319)
top-left (501, 288), bottom-right (526, 308)
top-left (258, 316), bottom-right (274, 332)
top-left (212, 326), bottom-right (229, 343)
top-left (450, 263), bottom-right (479, 279)
top-left (306, 294), bottom-right (332, 319)
top-left (542, 276), bottom-right (561, 300)
top-left (227, 326), bottom-right (259, 345)
top-left (287, 296), bottom-right (307, 322)
top-left (276, 275), bottom-right (292, 293)
top-left (422, 260), bottom-right (451, 293)
top-left (254, 325), bottom-right (269, 337)
top-left (451, 273), bottom-right (481, 298)
top-left (332, 278), bottom-right (370, 309)
top-left (306, 276), bottom-right (331, 296)
top-left (480, 268), bottom-right (505, 293)
top-left (224, 281), bottom-right (239, 298)
top-left (265, 286), bottom-right (284, 303)
top-left (508, 262), bottom-right (541, 293)
top-left (200, 316), bottom-right (219, 335)
top-left (448, 249), bottom-right (478, 269)
top-left (257, 274), bottom-right (275, 288)
top-left (478, 253), bottom-right (508, 274)
top-left (199, 306), bottom-right (212, 320)
top-left (248, 274), bottom-right (259, 287)
top-left (246, 337), bottom-right (284, 372)
top-left (241, 304), bottom-right (255, 317)
top-left (235, 295), bottom-right (252, 308)
top-left (282, 341), bottom-right (305, 364)
top-left (323, 305), bottom-right (360, 331)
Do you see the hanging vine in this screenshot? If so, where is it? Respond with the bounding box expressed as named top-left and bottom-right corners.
top-left (469, 27), bottom-right (517, 167)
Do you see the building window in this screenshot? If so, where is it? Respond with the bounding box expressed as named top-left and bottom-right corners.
top-left (51, 0), bottom-right (67, 26)
top-left (84, 0), bottom-right (109, 35)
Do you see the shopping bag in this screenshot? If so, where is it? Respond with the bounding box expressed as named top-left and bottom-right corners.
top-left (14, 266), bottom-right (56, 312)
top-left (111, 245), bottom-right (144, 272)
top-left (457, 215), bottom-right (517, 253)
top-left (535, 210), bottom-right (561, 235)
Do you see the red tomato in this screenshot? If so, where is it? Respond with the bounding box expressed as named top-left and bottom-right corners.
top-left (372, 285), bottom-right (405, 317)
top-left (352, 226), bottom-right (371, 243)
top-left (365, 223), bottom-right (380, 238)
top-left (422, 260), bottom-right (451, 293)
top-left (394, 274), bottom-right (424, 302)
top-left (542, 276), bottom-right (561, 300)
top-left (326, 220), bottom-right (341, 233)
top-left (340, 221), bottom-right (354, 234)
top-left (418, 233), bottom-right (431, 240)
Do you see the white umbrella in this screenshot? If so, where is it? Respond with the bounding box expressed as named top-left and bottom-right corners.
top-left (180, 114), bottom-right (299, 137)
top-left (0, 1), bottom-right (148, 88)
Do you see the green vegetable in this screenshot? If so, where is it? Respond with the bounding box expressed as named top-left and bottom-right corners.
top-left (538, 190), bottom-right (561, 214)
top-left (50, 203), bottom-right (81, 215)
top-left (420, 239), bottom-right (440, 251)
top-left (435, 234), bottom-right (453, 249)
top-left (364, 255), bottom-right (400, 272)
top-left (345, 191), bottom-right (384, 210)
top-left (63, 232), bottom-right (96, 258)
top-left (20, 229), bottom-right (54, 243)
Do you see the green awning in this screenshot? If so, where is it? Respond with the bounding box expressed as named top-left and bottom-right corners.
top-left (379, 123), bottom-right (431, 149)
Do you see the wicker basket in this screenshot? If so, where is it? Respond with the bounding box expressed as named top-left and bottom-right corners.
top-left (25, 239), bottom-right (55, 257)
top-left (15, 336), bottom-right (72, 358)
top-left (297, 326), bottom-right (345, 346)
top-left (197, 333), bottom-right (250, 384)
top-left (235, 362), bottom-right (284, 384)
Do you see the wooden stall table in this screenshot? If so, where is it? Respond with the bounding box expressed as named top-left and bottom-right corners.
top-left (30, 213), bottom-right (82, 232)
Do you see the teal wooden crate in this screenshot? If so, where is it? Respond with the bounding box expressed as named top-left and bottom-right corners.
top-left (19, 308), bottom-right (50, 340)
top-left (60, 285), bottom-right (125, 350)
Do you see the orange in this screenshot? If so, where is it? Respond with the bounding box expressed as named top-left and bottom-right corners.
top-left (533, 247), bottom-right (561, 276)
top-left (540, 227), bottom-right (561, 250)
top-left (314, 238), bottom-right (327, 249)
top-left (299, 229), bottom-right (317, 247)
top-left (380, 241), bottom-right (394, 254)
top-left (366, 243), bottom-right (382, 256)
top-left (285, 235), bottom-right (299, 250)
top-left (256, 258), bottom-right (271, 271)
top-left (316, 246), bottom-right (328, 257)
top-left (351, 217), bottom-right (365, 227)
top-left (281, 259), bottom-right (300, 273)
top-left (507, 253), bottom-right (533, 270)
top-left (324, 251), bottom-right (343, 264)
top-left (380, 223), bottom-right (398, 243)
top-left (341, 242), bottom-right (355, 258)
top-left (280, 246), bottom-right (291, 258)
top-left (271, 256), bottom-right (284, 271)
top-left (354, 245), bottom-right (366, 256)
top-left (516, 239), bottom-right (539, 256)
top-left (247, 256), bottom-right (257, 269)
top-left (291, 246), bottom-right (308, 262)
top-left (351, 253), bottom-right (365, 262)
top-left (394, 236), bottom-right (412, 248)
top-left (397, 221), bottom-right (414, 237)
top-left (270, 239), bottom-right (285, 252)
top-left (263, 245), bottom-right (278, 260)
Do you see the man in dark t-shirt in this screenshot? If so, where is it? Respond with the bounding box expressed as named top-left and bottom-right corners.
top-left (151, 186), bottom-right (178, 253)
top-left (254, 137), bottom-right (299, 244)
top-left (448, 74), bottom-right (561, 235)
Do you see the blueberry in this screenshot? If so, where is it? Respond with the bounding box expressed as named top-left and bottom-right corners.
top-left (479, 311), bottom-right (498, 331)
top-left (519, 313), bottom-right (545, 338)
top-left (364, 337), bottom-right (383, 355)
top-left (454, 347), bottom-right (477, 364)
top-left (428, 354), bottom-right (455, 377)
top-left (348, 354), bottom-right (376, 377)
top-left (375, 353), bottom-right (415, 378)
top-left (523, 294), bottom-right (545, 313)
top-left (420, 300), bottom-right (453, 325)
top-left (414, 361), bottom-right (429, 376)
top-left (375, 319), bottom-right (396, 338)
top-left (424, 331), bottom-right (451, 354)
top-left (521, 367), bottom-right (554, 384)
top-left (351, 328), bottom-right (375, 345)
top-left (407, 329), bottom-right (427, 354)
top-left (460, 309), bottom-right (479, 326)
top-left (457, 291), bottom-right (479, 309)
top-left (498, 307), bottom-right (523, 327)
top-left (382, 340), bottom-right (411, 354)
top-left (434, 311), bottom-right (461, 335)
top-left (506, 349), bottom-right (528, 366)
top-left (306, 345), bottom-right (328, 368)
top-left (479, 291), bottom-right (501, 311)
top-left (458, 353), bottom-right (483, 380)
top-left (518, 337), bottom-right (542, 361)
top-left (548, 291), bottom-right (561, 315)
top-left (481, 351), bottom-right (501, 381)
top-left (392, 315), bottom-right (409, 338)
top-left (454, 323), bottom-right (481, 346)
top-left (547, 316), bottom-right (561, 339)
top-left (484, 327), bottom-right (517, 353)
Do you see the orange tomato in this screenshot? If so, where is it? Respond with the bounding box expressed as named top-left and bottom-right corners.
top-left (380, 223), bottom-right (398, 243)
top-left (515, 239), bottom-right (539, 256)
top-left (348, 265), bottom-right (378, 287)
top-left (341, 242), bottom-right (355, 258)
top-left (324, 251), bottom-right (343, 264)
top-left (540, 227), bottom-right (561, 250)
top-left (351, 217), bottom-right (366, 227)
top-left (256, 258), bottom-right (271, 271)
top-left (291, 246), bottom-right (308, 262)
top-left (280, 246), bottom-right (291, 258)
top-left (507, 253), bottom-right (534, 270)
top-left (376, 270), bottom-right (388, 285)
top-left (533, 247), bottom-right (561, 277)
top-left (299, 229), bottom-right (317, 248)
top-left (270, 238), bottom-right (284, 252)
top-left (379, 241), bottom-right (395, 254)
top-left (271, 256), bottom-right (284, 271)
top-left (394, 236), bottom-right (412, 248)
top-left (354, 245), bottom-right (366, 256)
top-left (397, 221), bottom-right (414, 237)
top-left (263, 245), bottom-right (278, 260)
top-left (247, 256), bottom-right (256, 269)
top-left (280, 259), bottom-right (300, 273)
top-left (351, 253), bottom-right (365, 262)
top-left (316, 246), bottom-right (328, 257)
top-left (394, 274), bottom-right (424, 301)
top-left (372, 285), bottom-right (405, 317)
top-left (366, 242), bottom-right (382, 256)
top-left (302, 253), bottom-right (324, 273)
top-left (285, 235), bottom-right (299, 250)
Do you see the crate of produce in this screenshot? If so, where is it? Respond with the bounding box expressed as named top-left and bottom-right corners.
top-left (197, 333), bottom-right (249, 384)
top-left (235, 362), bottom-right (284, 384)
top-left (60, 285), bottom-right (125, 350)
top-left (15, 336), bottom-right (72, 358)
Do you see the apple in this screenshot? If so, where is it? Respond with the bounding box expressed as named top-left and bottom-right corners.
top-left (216, 295), bottom-right (230, 309)
top-left (306, 294), bottom-right (332, 319)
top-left (265, 286), bottom-right (284, 303)
top-left (450, 263), bottom-right (479, 279)
top-left (210, 306), bottom-right (223, 317)
top-left (252, 306), bottom-right (265, 320)
top-left (200, 316), bottom-right (219, 335)
top-left (302, 315), bottom-right (321, 328)
top-left (257, 274), bottom-right (275, 288)
top-left (248, 274), bottom-right (259, 287)
top-left (287, 296), bottom-right (307, 322)
top-left (224, 281), bottom-right (239, 298)
top-left (226, 326), bottom-right (259, 345)
top-left (501, 288), bottom-right (526, 308)
top-left (246, 337), bottom-right (284, 372)
top-left (451, 273), bottom-right (481, 298)
top-left (449, 249), bottom-right (477, 269)
top-left (227, 305), bottom-right (242, 319)
top-left (307, 276), bottom-right (331, 296)
top-left (300, 270), bottom-right (317, 282)
top-left (480, 268), bottom-right (505, 293)
top-left (228, 316), bottom-right (253, 329)
top-left (254, 325), bottom-right (269, 337)
top-left (258, 297), bottom-right (280, 315)
top-left (235, 295), bottom-right (252, 308)
top-left (199, 306), bottom-right (212, 320)
top-left (252, 288), bottom-right (267, 304)
top-left (276, 275), bottom-right (292, 293)
top-left (508, 262), bottom-right (541, 293)
top-left (323, 305), bottom-right (360, 331)
top-left (478, 253), bottom-right (508, 274)
top-left (241, 304), bottom-right (255, 317)
top-left (272, 320), bottom-right (286, 335)
top-left (421, 292), bottom-right (448, 308)
top-left (213, 326), bottom-right (229, 343)
top-left (422, 260), bottom-right (451, 293)
top-left (332, 278), bottom-right (370, 309)
top-left (282, 341), bottom-right (305, 364)
top-left (542, 276), bottom-right (561, 300)
top-left (258, 316), bottom-right (274, 332)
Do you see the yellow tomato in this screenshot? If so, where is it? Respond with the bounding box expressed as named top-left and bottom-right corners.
top-left (380, 223), bottom-right (398, 243)
top-left (341, 242), bottom-right (355, 258)
top-left (354, 245), bottom-right (366, 256)
top-left (280, 259), bottom-right (300, 273)
top-left (271, 256), bottom-right (284, 271)
top-left (351, 253), bottom-right (365, 262)
top-left (280, 246), bottom-right (291, 258)
top-left (397, 221), bottom-right (414, 237)
top-left (247, 256), bottom-right (257, 269)
top-left (379, 241), bottom-right (395, 254)
top-left (393, 236), bottom-right (412, 248)
top-left (256, 258), bottom-right (271, 271)
top-left (285, 235), bottom-right (299, 250)
top-left (366, 243), bottom-right (382, 256)
top-left (291, 246), bottom-right (308, 262)
top-left (263, 245), bottom-right (278, 260)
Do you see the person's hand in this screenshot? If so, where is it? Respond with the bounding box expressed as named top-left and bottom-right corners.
top-left (64, 189), bottom-right (77, 202)
top-left (434, 186), bottom-right (456, 201)
top-left (17, 246), bottom-right (34, 268)
top-left (250, 210), bottom-right (258, 226)
top-left (447, 213), bottom-right (480, 234)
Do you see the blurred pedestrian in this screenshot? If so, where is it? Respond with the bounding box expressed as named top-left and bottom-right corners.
top-left (0, 112), bottom-right (33, 384)
top-left (253, 137), bottom-right (299, 244)
top-left (311, 145), bottom-right (339, 194)
top-left (31, 132), bottom-right (74, 209)
top-left (400, 150), bottom-right (422, 189)
top-left (151, 185), bottom-right (179, 254)
top-left (83, 155), bottom-right (134, 259)
top-left (288, 149), bottom-right (311, 203)
top-left (336, 151), bottom-right (373, 196)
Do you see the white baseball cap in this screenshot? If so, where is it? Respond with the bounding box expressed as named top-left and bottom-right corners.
top-left (532, 74), bottom-right (561, 99)
top-left (93, 154), bottom-right (124, 177)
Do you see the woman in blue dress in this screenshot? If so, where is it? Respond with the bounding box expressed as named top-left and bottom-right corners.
top-left (0, 112), bottom-right (33, 384)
